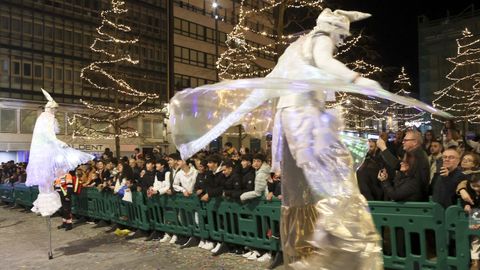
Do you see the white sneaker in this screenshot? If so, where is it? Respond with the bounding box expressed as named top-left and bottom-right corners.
top-left (169, 235), bottom-right (178, 244)
top-left (202, 241), bottom-right (214, 250)
top-left (257, 252), bottom-right (271, 262)
top-left (211, 242), bottom-right (221, 253)
top-left (159, 233), bottom-right (171, 243)
top-left (242, 251), bottom-right (254, 258)
top-left (198, 240), bottom-right (205, 248)
top-left (247, 250), bottom-right (261, 260)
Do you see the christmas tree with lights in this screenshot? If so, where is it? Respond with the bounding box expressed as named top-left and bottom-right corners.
top-left (433, 28), bottom-right (480, 125)
top-left (386, 67), bottom-right (427, 128)
top-left (69, 0), bottom-right (164, 157)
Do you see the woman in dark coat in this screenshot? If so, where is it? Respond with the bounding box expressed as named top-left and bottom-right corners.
top-left (378, 152), bottom-right (423, 202)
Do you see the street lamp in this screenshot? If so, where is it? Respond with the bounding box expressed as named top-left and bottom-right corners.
top-left (212, 1), bottom-right (219, 81)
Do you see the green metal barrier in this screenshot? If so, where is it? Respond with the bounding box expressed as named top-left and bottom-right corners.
top-left (13, 183), bottom-right (37, 208)
top-left (11, 184), bottom-right (480, 268)
top-left (369, 201), bottom-right (447, 270)
top-left (445, 204), bottom-right (478, 270)
top-left (205, 197), bottom-right (281, 251)
top-left (0, 184), bottom-right (15, 203)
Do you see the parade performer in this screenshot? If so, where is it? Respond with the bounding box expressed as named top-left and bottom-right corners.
top-left (168, 9), bottom-right (451, 269)
top-left (54, 172), bottom-right (76, 231)
top-left (26, 89), bottom-right (93, 258)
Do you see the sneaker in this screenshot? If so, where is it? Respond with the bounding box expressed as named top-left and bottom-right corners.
top-left (247, 250), bottom-right (261, 260)
top-left (64, 223), bottom-right (73, 231)
top-left (57, 222), bottom-right (66, 229)
top-left (268, 251), bottom-right (284, 269)
top-left (211, 242), bottom-right (221, 253)
top-left (180, 236), bottom-right (200, 249)
top-left (257, 252), bottom-right (271, 262)
top-left (198, 240), bottom-right (206, 248)
top-left (145, 231), bottom-right (161, 241)
top-left (242, 251), bottom-right (254, 258)
top-left (169, 235), bottom-right (178, 244)
top-left (212, 243), bottom-right (229, 256)
top-left (202, 241), bottom-right (215, 250)
top-left (159, 233), bottom-right (171, 243)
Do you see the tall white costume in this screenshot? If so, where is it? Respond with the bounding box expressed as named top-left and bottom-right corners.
top-left (26, 90), bottom-right (93, 216)
top-left (168, 9), bottom-right (451, 269)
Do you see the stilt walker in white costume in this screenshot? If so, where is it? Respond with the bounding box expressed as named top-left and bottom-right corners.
top-left (25, 89), bottom-right (93, 259)
top-left (167, 9), bottom-right (452, 270)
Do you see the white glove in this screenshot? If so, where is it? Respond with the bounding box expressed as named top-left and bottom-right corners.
top-left (355, 77), bottom-right (382, 90)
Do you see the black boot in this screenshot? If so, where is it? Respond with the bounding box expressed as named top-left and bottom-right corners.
top-left (212, 242), bottom-right (229, 256)
top-left (65, 223), bottom-right (73, 231)
top-left (57, 222), bottom-right (66, 229)
top-left (93, 220), bottom-right (109, 228)
top-left (268, 251), bottom-right (283, 269)
top-left (180, 236), bottom-right (200, 249)
top-left (145, 231), bottom-right (161, 241)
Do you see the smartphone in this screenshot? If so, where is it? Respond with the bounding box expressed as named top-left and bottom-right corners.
top-left (436, 159), bottom-right (443, 174)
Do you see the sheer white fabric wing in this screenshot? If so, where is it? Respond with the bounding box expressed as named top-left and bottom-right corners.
top-left (169, 78), bottom-right (451, 159)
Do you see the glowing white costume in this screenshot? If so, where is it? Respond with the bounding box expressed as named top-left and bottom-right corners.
top-left (26, 90), bottom-right (93, 216)
top-left (168, 9), bottom-right (451, 269)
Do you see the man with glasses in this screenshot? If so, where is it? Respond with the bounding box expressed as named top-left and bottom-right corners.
top-left (429, 149), bottom-right (465, 208)
top-left (377, 129), bottom-right (430, 200)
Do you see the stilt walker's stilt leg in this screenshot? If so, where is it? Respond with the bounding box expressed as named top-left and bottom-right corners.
top-left (46, 216), bottom-right (53, 260)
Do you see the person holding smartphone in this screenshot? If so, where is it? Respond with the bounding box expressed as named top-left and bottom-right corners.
top-left (377, 152), bottom-right (424, 202)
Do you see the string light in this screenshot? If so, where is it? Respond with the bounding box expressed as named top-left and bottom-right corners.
top-left (385, 67), bottom-right (429, 128)
top-left (433, 28), bottom-right (480, 124)
top-left (217, 0), bottom-right (324, 80)
top-left (71, 0), bottom-right (164, 140)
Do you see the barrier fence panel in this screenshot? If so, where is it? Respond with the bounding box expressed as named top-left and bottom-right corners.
top-left (0, 184), bottom-right (14, 203)
top-left (9, 183), bottom-right (480, 268)
top-left (444, 204), bottom-right (480, 270)
top-left (369, 201), bottom-right (447, 270)
top-left (205, 197), bottom-right (281, 251)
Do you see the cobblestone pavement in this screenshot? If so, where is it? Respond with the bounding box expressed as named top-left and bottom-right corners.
top-left (0, 205), bottom-right (281, 270)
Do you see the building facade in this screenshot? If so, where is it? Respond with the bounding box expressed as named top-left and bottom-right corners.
top-left (418, 6), bottom-right (480, 131)
top-left (0, 0), bottom-right (277, 161)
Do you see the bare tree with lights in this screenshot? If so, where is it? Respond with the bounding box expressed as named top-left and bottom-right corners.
top-left (433, 28), bottom-right (480, 128)
top-left (69, 0), bottom-right (163, 157)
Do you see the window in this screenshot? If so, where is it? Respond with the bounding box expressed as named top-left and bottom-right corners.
top-left (23, 21), bottom-right (32, 35)
top-left (55, 27), bottom-right (63, 41)
top-left (64, 30), bottom-right (72, 43)
top-left (11, 18), bottom-right (21, 32)
top-left (23, 62), bottom-right (32, 77)
top-left (34, 64), bottom-right (42, 78)
top-left (55, 67), bottom-right (63, 81)
top-left (142, 118), bottom-right (152, 138)
top-left (45, 25), bottom-right (53, 40)
top-left (153, 119), bottom-right (163, 139)
top-left (74, 70), bottom-right (81, 83)
top-left (20, 110), bottom-right (37, 133)
top-left (12, 60), bottom-right (20, 76)
top-left (65, 69), bottom-right (72, 82)
top-left (0, 16), bottom-right (9, 30)
top-left (45, 65), bottom-right (53, 80)
top-left (34, 23), bottom-right (43, 37)
top-left (0, 58), bottom-right (9, 77)
top-left (0, 109), bottom-right (17, 133)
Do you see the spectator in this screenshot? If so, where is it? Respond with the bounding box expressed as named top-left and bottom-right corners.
top-left (138, 160), bottom-right (156, 193)
top-left (377, 152), bottom-right (424, 202)
top-left (266, 172), bottom-right (282, 201)
top-left (152, 147), bottom-right (162, 162)
top-left (102, 148), bottom-right (114, 160)
top-left (444, 128), bottom-right (461, 150)
top-left (456, 152), bottom-right (480, 205)
top-left (459, 172), bottom-right (480, 269)
top-left (159, 153), bottom-right (182, 244)
top-left (240, 154), bottom-right (256, 196)
top-left (430, 148), bottom-right (464, 208)
top-left (428, 140), bottom-right (444, 183)
top-left (224, 142), bottom-right (238, 158)
top-left (357, 139), bottom-right (385, 201)
top-left (222, 161), bottom-right (243, 201)
top-left (132, 147), bottom-right (142, 160)
top-left (173, 159), bottom-right (197, 197)
top-left (377, 129), bottom-right (430, 200)
top-left (423, 130), bottom-right (435, 155)
top-left (240, 153), bottom-right (269, 202)
top-left (134, 158), bottom-right (145, 181)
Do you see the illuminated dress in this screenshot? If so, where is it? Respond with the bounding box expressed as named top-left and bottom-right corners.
top-left (26, 89), bottom-right (93, 217)
top-left (168, 9), bottom-right (450, 269)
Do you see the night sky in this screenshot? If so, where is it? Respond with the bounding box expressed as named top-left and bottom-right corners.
top-left (322, 0), bottom-right (478, 94)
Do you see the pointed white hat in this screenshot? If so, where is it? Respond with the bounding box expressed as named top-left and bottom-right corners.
top-left (316, 8), bottom-right (371, 36)
top-left (41, 89), bottom-right (59, 108)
